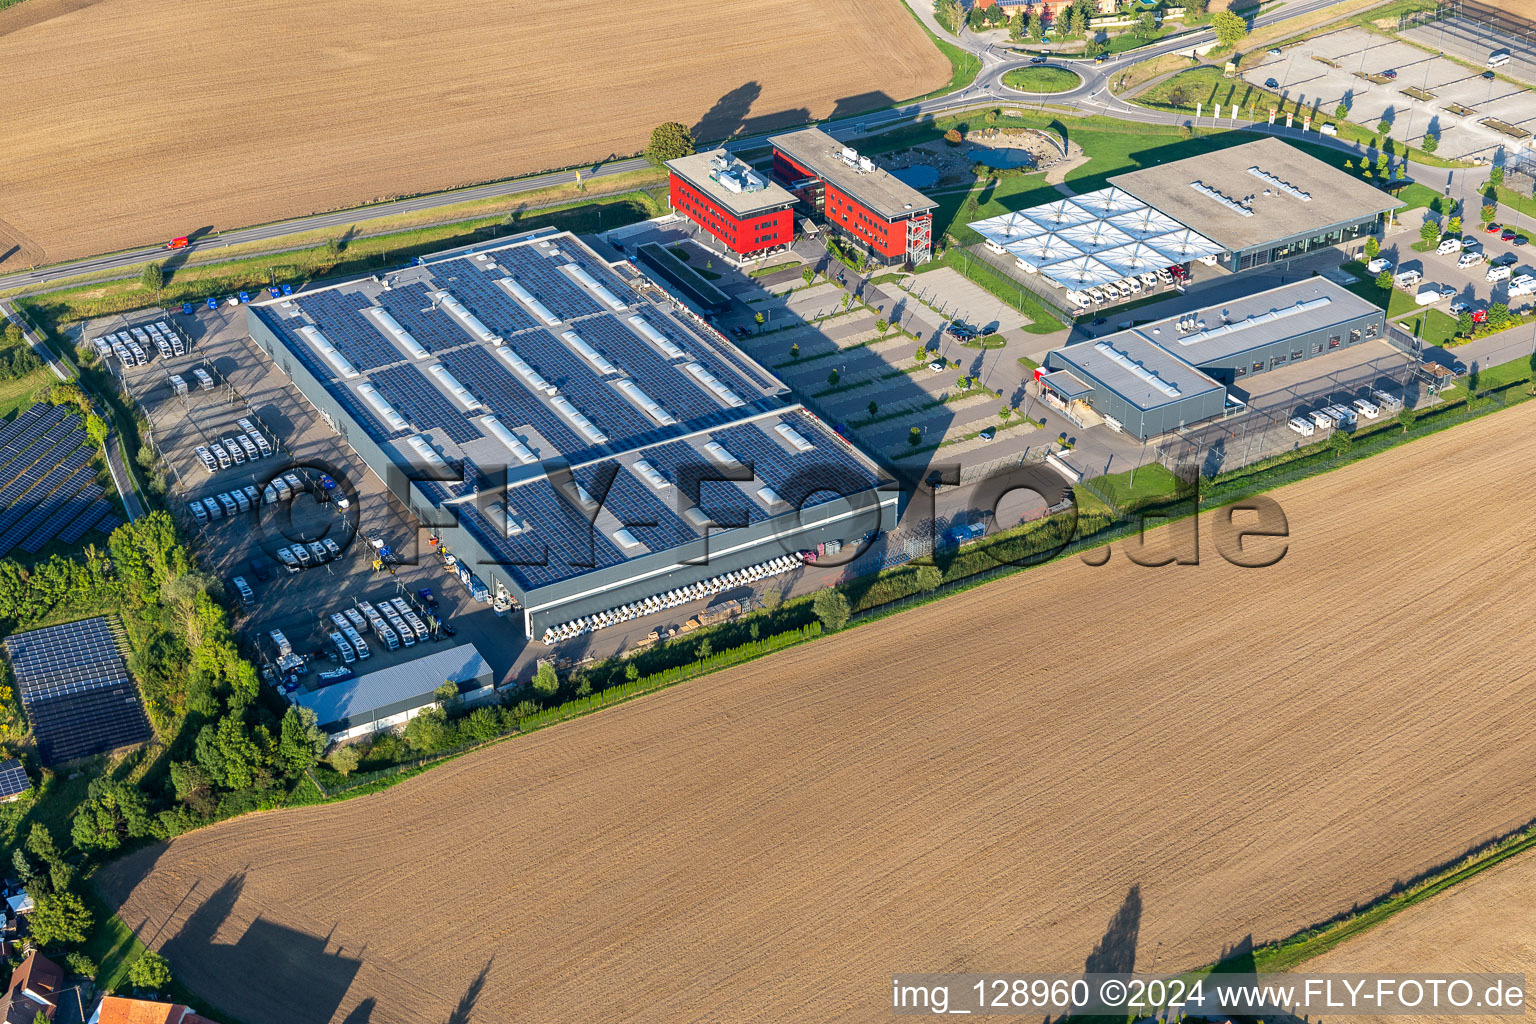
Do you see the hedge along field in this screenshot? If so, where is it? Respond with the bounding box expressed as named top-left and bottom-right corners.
top-left (99, 396), bottom-right (1536, 1024)
top-left (0, 0), bottom-right (948, 270)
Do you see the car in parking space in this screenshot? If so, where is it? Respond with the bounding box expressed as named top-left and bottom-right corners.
top-left (1485, 222), bottom-right (1502, 234)
top-left (1515, 234), bottom-right (1529, 246)
top-left (1439, 285), bottom-right (1456, 300)
top-left (1264, 77), bottom-right (1280, 89)
top-left (1449, 300), bottom-right (1470, 315)
top-left (978, 426), bottom-right (997, 441)
top-left (1502, 228), bottom-right (1517, 241)
top-left (1367, 256), bottom-right (1393, 274)
top-left (1382, 69), bottom-right (1398, 79)
top-left (1267, 47), bottom-right (1283, 56)
top-left (1452, 360), bottom-right (1469, 377)
top-left (1458, 251), bottom-right (1484, 268)
top-left (1495, 251), bottom-right (1519, 267)
top-left (1483, 70), bottom-right (1496, 79)
top-left (929, 359), bottom-right (947, 373)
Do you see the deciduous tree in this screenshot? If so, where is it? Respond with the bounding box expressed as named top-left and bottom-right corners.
top-left (644, 122), bottom-right (695, 166)
top-left (128, 951), bottom-right (173, 993)
top-left (812, 589), bottom-right (850, 632)
top-left (1210, 10), bottom-right (1247, 48)
top-left (28, 891), bottom-right (92, 947)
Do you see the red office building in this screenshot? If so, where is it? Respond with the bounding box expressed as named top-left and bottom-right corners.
top-left (769, 128), bottom-right (935, 266)
top-left (666, 150), bottom-right (797, 257)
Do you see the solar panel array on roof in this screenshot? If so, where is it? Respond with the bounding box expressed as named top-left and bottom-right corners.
top-left (299, 289), bottom-right (405, 370)
top-left (3, 617), bottom-right (151, 765)
top-left (712, 418), bottom-right (881, 511)
top-left (374, 283), bottom-right (470, 353)
top-left (498, 246), bottom-right (605, 319)
top-left (370, 364), bottom-right (481, 444)
top-left (0, 759), bottom-right (29, 800)
top-left (572, 461), bottom-right (700, 552)
top-left (440, 265), bottom-right (542, 336)
top-left (436, 346), bottom-right (589, 456)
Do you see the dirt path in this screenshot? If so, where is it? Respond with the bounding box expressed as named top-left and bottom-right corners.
top-left (99, 398), bottom-right (1536, 1024)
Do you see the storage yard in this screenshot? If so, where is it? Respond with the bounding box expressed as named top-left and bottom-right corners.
top-left (98, 396), bottom-right (1536, 1024)
top-left (0, 0), bottom-right (947, 270)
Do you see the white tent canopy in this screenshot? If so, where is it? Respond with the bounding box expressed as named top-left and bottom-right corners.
top-left (1005, 232), bottom-right (1084, 269)
top-left (1057, 220), bottom-right (1133, 254)
top-left (1107, 206), bottom-right (1186, 240)
top-left (1022, 199), bottom-right (1098, 231)
top-left (1150, 228), bottom-right (1224, 262)
top-left (969, 211), bottom-right (1039, 244)
top-left (1068, 187), bottom-right (1145, 217)
top-left (1095, 242), bottom-right (1171, 276)
top-left (1045, 255), bottom-right (1123, 288)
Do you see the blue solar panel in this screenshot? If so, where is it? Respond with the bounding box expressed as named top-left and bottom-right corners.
top-left (572, 462), bottom-right (700, 552)
top-left (0, 404), bottom-right (59, 455)
top-left (28, 484), bottom-right (106, 551)
top-left (439, 266), bottom-right (540, 336)
top-left (375, 283), bottom-right (473, 353)
top-left (435, 346), bottom-right (588, 457)
top-left (92, 513), bottom-right (123, 536)
top-left (0, 457), bottom-right (95, 558)
top-left (0, 759), bottom-right (29, 800)
top-left (638, 440), bottom-right (759, 528)
top-left (711, 418), bottom-right (880, 513)
top-left (370, 364), bottom-right (480, 444)
top-left (499, 247), bottom-right (605, 319)
top-left (461, 476), bottom-right (629, 589)
top-left (0, 411), bottom-right (75, 488)
top-left (299, 289), bottom-right (404, 370)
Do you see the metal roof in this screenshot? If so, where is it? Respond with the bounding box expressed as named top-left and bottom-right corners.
top-left (296, 643), bottom-right (493, 732)
top-left (1131, 277), bottom-right (1383, 367)
top-left (1038, 369), bottom-right (1095, 399)
top-left (770, 128), bottom-right (936, 220)
top-left (1049, 334), bottom-right (1224, 412)
top-left (666, 150), bottom-right (796, 217)
top-left (1110, 138), bottom-right (1401, 253)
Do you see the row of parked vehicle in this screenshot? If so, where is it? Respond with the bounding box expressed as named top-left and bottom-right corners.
top-left (92, 322), bottom-right (185, 367)
top-left (190, 484), bottom-right (262, 522)
top-left (1287, 389), bottom-right (1402, 436)
top-left (1065, 266), bottom-right (1186, 311)
top-left (193, 417), bottom-right (274, 474)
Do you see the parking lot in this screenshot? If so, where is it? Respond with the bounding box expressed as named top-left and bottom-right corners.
top-left (1370, 218), bottom-right (1536, 330)
top-left (1249, 28), bottom-right (1534, 160)
top-left (1158, 345), bottom-right (1418, 474)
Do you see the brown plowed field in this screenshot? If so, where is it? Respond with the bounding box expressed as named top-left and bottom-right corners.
top-left (98, 398), bottom-right (1536, 1024)
top-left (1310, 850), bottom-right (1536, 1023)
top-left (0, 0), bottom-right (946, 270)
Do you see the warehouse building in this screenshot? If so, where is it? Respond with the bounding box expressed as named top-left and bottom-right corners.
top-left (1109, 138), bottom-right (1399, 272)
top-left (1041, 278), bottom-right (1386, 439)
top-left (246, 229), bottom-right (895, 643)
top-left (970, 138), bottom-right (1400, 301)
top-left (296, 643), bottom-right (494, 741)
top-left (666, 150), bottom-right (797, 257)
top-left (770, 128), bottom-right (935, 266)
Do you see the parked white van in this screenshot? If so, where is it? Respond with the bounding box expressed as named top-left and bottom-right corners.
top-left (1351, 397), bottom-right (1380, 419)
top-left (1509, 273), bottom-right (1536, 297)
top-left (1458, 251), bottom-right (1485, 268)
top-left (1488, 264), bottom-right (1512, 283)
top-left (1327, 404), bottom-right (1358, 428)
top-left (1288, 416), bottom-right (1315, 436)
top-left (1395, 268), bottom-right (1422, 288)
top-left (1308, 409), bottom-right (1335, 430)
top-left (1436, 237), bottom-right (1462, 255)
top-left (1367, 257), bottom-right (1393, 274)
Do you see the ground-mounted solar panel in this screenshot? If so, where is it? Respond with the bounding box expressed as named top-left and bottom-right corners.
top-left (0, 759), bottom-right (29, 800)
top-left (0, 416), bottom-right (79, 491)
top-left (3, 617), bottom-right (149, 766)
top-left (26, 685), bottom-right (151, 765)
top-left (92, 513), bottom-right (124, 535)
top-left (0, 461), bottom-right (96, 556)
top-left (0, 404), bottom-right (58, 455)
top-left (55, 501), bottom-right (112, 545)
top-left (19, 484), bottom-right (104, 554)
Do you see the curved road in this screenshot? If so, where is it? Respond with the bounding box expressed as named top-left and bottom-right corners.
top-left (0, 0), bottom-right (1487, 295)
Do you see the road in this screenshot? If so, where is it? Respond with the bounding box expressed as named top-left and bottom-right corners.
top-left (0, 0), bottom-right (1493, 296)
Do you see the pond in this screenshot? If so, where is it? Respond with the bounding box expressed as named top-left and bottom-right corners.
top-left (891, 165), bottom-right (940, 188)
top-left (969, 147), bottom-right (1036, 170)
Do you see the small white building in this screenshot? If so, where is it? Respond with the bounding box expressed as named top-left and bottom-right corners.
top-left (295, 643), bottom-right (495, 742)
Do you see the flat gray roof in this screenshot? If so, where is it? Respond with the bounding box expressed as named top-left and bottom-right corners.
top-left (666, 149), bottom-right (796, 217)
top-left (1039, 369), bottom-right (1095, 399)
top-left (1110, 138), bottom-right (1400, 253)
top-left (1133, 277), bottom-right (1383, 367)
top-left (770, 128), bottom-right (936, 220)
top-left (296, 643), bottom-right (492, 732)
top-left (1050, 334), bottom-right (1223, 412)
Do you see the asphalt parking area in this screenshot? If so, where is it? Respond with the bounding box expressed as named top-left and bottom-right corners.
top-left (1251, 28), bottom-right (1534, 159)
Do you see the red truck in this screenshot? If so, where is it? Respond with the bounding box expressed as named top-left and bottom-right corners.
top-left (166, 236), bottom-right (189, 249)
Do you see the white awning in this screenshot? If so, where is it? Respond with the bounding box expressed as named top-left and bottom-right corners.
top-left (1068, 186), bottom-right (1145, 217)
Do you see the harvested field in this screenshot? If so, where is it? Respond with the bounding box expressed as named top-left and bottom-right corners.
top-left (0, 0), bottom-right (946, 271)
top-left (99, 399), bottom-right (1536, 1024)
top-left (1310, 849), bottom-right (1536, 1023)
